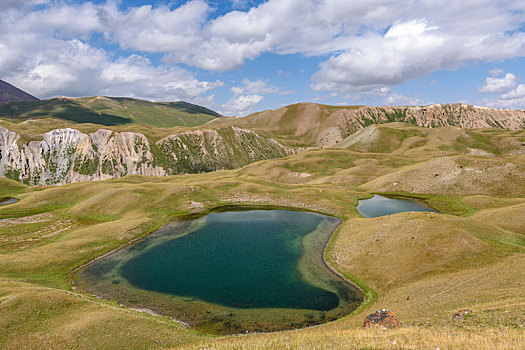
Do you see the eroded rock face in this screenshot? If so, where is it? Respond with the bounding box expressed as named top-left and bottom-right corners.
top-left (157, 126), bottom-right (291, 174)
top-left (363, 309), bottom-right (401, 329)
top-left (0, 126), bottom-right (292, 186)
top-left (240, 103), bottom-right (525, 147)
top-left (332, 104), bottom-right (525, 145)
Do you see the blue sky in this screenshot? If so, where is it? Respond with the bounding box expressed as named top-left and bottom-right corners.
top-left (1, 0), bottom-right (524, 115)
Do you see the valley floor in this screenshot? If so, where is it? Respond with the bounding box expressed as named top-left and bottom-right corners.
top-left (1, 123), bottom-right (525, 349)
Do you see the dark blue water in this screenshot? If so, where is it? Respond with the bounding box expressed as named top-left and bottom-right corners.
top-left (356, 195), bottom-right (438, 218)
top-left (120, 210), bottom-right (340, 310)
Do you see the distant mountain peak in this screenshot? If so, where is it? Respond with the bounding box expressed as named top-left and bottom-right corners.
top-left (0, 95), bottom-right (221, 128)
top-left (0, 79), bottom-right (39, 105)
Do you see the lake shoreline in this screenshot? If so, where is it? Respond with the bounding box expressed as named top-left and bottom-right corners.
top-left (71, 205), bottom-right (365, 334)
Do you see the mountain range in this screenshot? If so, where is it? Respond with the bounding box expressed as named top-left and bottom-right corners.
top-left (0, 81), bottom-right (524, 185)
top-left (0, 79), bottom-right (39, 105)
top-left (2, 80), bottom-right (525, 350)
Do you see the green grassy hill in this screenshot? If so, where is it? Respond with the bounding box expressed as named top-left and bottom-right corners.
top-left (1, 122), bottom-right (524, 349)
top-left (0, 96), bottom-right (221, 127)
top-left (222, 102), bottom-right (525, 147)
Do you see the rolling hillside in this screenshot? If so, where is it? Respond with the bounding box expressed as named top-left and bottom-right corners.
top-left (2, 97), bottom-right (525, 186)
top-left (227, 103), bottom-right (525, 147)
top-left (0, 96), bottom-right (221, 127)
top-left (1, 121), bottom-right (524, 349)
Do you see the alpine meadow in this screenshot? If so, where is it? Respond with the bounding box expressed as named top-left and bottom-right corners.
top-left (1, 1), bottom-right (525, 349)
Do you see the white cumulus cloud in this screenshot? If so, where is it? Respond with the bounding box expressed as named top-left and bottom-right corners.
top-left (312, 13), bottom-right (525, 93)
top-left (480, 71), bottom-right (525, 109)
top-left (478, 73), bottom-right (518, 94)
top-left (1, 0), bottom-right (525, 103)
top-left (500, 84), bottom-right (525, 100)
top-left (231, 79), bottom-right (285, 96)
top-left (0, 3), bottom-right (223, 105)
top-left (222, 94), bottom-right (264, 116)
top-left (384, 93), bottom-right (428, 106)
top-left (488, 67), bottom-right (505, 77)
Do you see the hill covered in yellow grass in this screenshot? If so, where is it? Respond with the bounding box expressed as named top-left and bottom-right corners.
top-left (1, 120), bottom-right (524, 349)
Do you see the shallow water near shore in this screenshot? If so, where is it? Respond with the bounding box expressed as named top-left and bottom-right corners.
top-left (356, 195), bottom-right (438, 218)
top-left (0, 197), bottom-right (19, 205)
top-left (75, 209), bottom-right (363, 334)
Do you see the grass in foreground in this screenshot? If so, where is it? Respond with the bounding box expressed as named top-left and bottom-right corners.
top-left (1, 125), bottom-right (525, 349)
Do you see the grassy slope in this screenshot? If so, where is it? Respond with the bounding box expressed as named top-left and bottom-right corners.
top-left (0, 116), bottom-right (192, 146)
top-left (1, 124), bottom-right (525, 349)
top-left (218, 103), bottom-right (338, 147)
top-left (0, 97), bottom-right (220, 128)
top-left (216, 102), bottom-right (525, 148)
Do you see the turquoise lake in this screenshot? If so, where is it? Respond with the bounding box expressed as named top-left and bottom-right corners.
top-left (356, 195), bottom-right (438, 218)
top-left (76, 209), bottom-right (362, 334)
top-left (121, 210), bottom-right (338, 310)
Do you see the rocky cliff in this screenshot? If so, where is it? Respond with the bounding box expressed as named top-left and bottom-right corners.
top-left (234, 103), bottom-right (525, 147)
top-left (0, 126), bottom-right (292, 186)
top-left (332, 104), bottom-right (525, 136)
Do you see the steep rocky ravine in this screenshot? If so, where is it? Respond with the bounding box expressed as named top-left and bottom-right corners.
top-left (0, 126), bottom-right (292, 186)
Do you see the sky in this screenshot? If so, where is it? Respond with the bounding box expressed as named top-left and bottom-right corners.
top-left (1, 0), bottom-right (525, 116)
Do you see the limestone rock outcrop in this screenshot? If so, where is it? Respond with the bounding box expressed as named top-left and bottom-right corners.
top-left (0, 126), bottom-right (292, 186)
top-left (237, 103), bottom-right (525, 147)
top-left (330, 104), bottom-right (525, 147)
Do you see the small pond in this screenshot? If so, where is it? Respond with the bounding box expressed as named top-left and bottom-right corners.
top-left (0, 197), bottom-right (19, 206)
top-left (356, 195), bottom-right (438, 218)
top-left (75, 209), bottom-right (363, 334)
